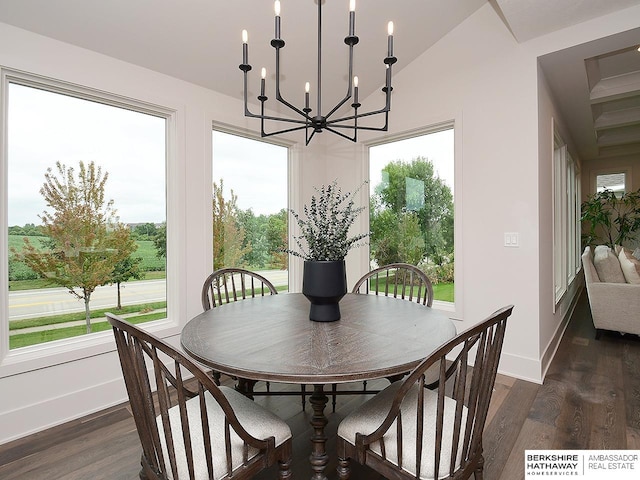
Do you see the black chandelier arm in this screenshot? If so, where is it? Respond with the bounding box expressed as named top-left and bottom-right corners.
top-left (273, 45), bottom-right (312, 120)
top-left (260, 121), bottom-right (310, 138)
top-left (325, 110), bottom-right (389, 132)
top-left (325, 58), bottom-right (394, 126)
top-left (242, 84), bottom-right (308, 127)
top-left (242, 70), bottom-right (260, 118)
top-left (254, 110), bottom-right (308, 125)
top-left (329, 118), bottom-right (390, 133)
top-left (305, 126), bottom-right (318, 146)
top-left (323, 125), bottom-right (357, 143)
top-left (323, 42), bottom-right (356, 121)
top-left (325, 98), bottom-right (391, 126)
top-left (241, 68), bottom-right (309, 126)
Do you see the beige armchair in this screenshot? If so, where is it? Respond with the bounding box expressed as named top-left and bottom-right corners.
top-left (582, 246), bottom-right (640, 338)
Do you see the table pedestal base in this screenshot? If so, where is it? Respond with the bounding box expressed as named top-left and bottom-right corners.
top-left (309, 384), bottom-right (329, 480)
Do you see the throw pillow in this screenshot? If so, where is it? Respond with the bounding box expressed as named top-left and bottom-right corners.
top-left (593, 246), bottom-right (626, 283)
top-left (633, 247), bottom-right (640, 261)
top-left (619, 249), bottom-right (640, 284)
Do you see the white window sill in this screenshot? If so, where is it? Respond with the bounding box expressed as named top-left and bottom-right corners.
top-left (0, 318), bottom-right (181, 378)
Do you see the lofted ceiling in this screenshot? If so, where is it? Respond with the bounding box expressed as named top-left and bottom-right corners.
top-left (0, 0), bottom-right (639, 161)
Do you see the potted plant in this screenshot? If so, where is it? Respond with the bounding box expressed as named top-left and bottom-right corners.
top-left (287, 180), bottom-right (369, 321)
top-left (581, 188), bottom-right (640, 249)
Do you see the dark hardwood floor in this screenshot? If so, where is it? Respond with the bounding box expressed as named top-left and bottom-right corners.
top-left (1, 289), bottom-right (639, 479)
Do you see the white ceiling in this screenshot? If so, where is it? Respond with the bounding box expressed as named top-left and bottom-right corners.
top-left (493, 0), bottom-right (640, 42)
top-left (1, 0), bottom-right (640, 160)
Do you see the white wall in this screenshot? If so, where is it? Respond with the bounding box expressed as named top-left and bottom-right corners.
top-left (332, 4), bottom-right (543, 380)
top-left (0, 21), bottom-right (256, 444)
top-left (3, 1), bottom-right (640, 444)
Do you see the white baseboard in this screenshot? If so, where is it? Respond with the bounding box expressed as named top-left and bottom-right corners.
top-left (0, 377), bottom-right (127, 445)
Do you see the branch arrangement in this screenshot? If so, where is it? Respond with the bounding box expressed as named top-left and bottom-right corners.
top-left (286, 180), bottom-right (369, 261)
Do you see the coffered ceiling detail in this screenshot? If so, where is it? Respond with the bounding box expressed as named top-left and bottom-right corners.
top-left (586, 46), bottom-right (640, 158)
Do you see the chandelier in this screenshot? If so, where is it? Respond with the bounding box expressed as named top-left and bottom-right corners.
top-left (239, 0), bottom-right (397, 145)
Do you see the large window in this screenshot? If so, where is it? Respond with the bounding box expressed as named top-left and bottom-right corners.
top-left (4, 73), bottom-right (167, 351)
top-left (553, 129), bottom-right (581, 305)
top-left (368, 125), bottom-right (455, 304)
top-left (211, 129), bottom-right (288, 290)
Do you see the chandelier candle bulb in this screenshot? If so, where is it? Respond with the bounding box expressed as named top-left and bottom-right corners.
top-left (387, 21), bottom-right (394, 57)
top-left (353, 76), bottom-right (359, 103)
top-left (242, 29), bottom-right (248, 64)
top-left (274, 1), bottom-right (281, 40)
top-left (305, 82), bottom-right (310, 110)
top-left (261, 68), bottom-right (266, 96)
top-left (349, 0), bottom-right (356, 36)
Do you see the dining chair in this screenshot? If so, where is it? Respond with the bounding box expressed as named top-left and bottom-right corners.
top-left (201, 267), bottom-right (278, 311)
top-left (201, 268), bottom-right (277, 387)
top-left (201, 268), bottom-right (308, 410)
top-left (336, 305), bottom-right (514, 480)
top-left (329, 263), bottom-right (435, 412)
top-left (107, 312), bottom-right (293, 480)
top-left (352, 262), bottom-right (434, 306)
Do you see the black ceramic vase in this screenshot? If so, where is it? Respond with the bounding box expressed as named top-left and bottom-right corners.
top-left (302, 260), bottom-right (347, 322)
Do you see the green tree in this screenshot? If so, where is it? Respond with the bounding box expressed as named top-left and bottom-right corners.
top-left (153, 222), bottom-right (166, 258)
top-left (266, 209), bottom-right (288, 269)
top-left (371, 157), bottom-right (453, 265)
top-left (8, 223), bottom-right (44, 236)
top-left (213, 180), bottom-right (251, 270)
top-left (237, 209), bottom-right (269, 268)
top-left (107, 234), bottom-right (145, 310)
top-left (370, 209), bottom-right (425, 266)
top-left (13, 161), bottom-right (132, 333)
top-left (133, 222), bottom-right (158, 239)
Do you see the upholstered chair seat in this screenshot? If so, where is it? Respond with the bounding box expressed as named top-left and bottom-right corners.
top-left (338, 381), bottom-right (468, 479)
top-left (158, 386), bottom-right (292, 480)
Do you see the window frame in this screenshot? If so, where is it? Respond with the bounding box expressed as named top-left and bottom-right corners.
top-left (552, 124), bottom-right (581, 309)
top-left (365, 120), bottom-right (460, 316)
top-left (591, 168), bottom-right (631, 196)
top-left (0, 68), bottom-right (179, 377)
top-left (210, 122), bottom-right (296, 285)
top-left (210, 124), bottom-right (292, 277)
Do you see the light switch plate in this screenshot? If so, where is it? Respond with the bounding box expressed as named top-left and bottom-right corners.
top-left (504, 232), bottom-right (519, 247)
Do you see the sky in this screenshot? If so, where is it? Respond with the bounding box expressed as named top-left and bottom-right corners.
top-left (369, 128), bottom-right (455, 194)
top-left (212, 131), bottom-right (288, 215)
top-left (8, 83), bottom-right (166, 226)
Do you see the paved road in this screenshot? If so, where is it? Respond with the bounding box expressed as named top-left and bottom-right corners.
top-left (9, 270), bottom-right (289, 321)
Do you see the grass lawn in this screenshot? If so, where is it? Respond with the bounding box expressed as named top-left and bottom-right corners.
top-left (370, 278), bottom-right (454, 303)
top-left (433, 283), bottom-right (454, 302)
top-left (9, 312), bottom-right (166, 349)
top-left (9, 302), bottom-right (167, 331)
top-left (9, 302), bottom-right (167, 349)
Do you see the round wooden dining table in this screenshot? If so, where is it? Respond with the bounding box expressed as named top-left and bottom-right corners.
top-left (181, 292), bottom-right (456, 480)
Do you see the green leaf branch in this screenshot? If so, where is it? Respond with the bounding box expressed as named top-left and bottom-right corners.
top-left (286, 180), bottom-right (369, 261)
